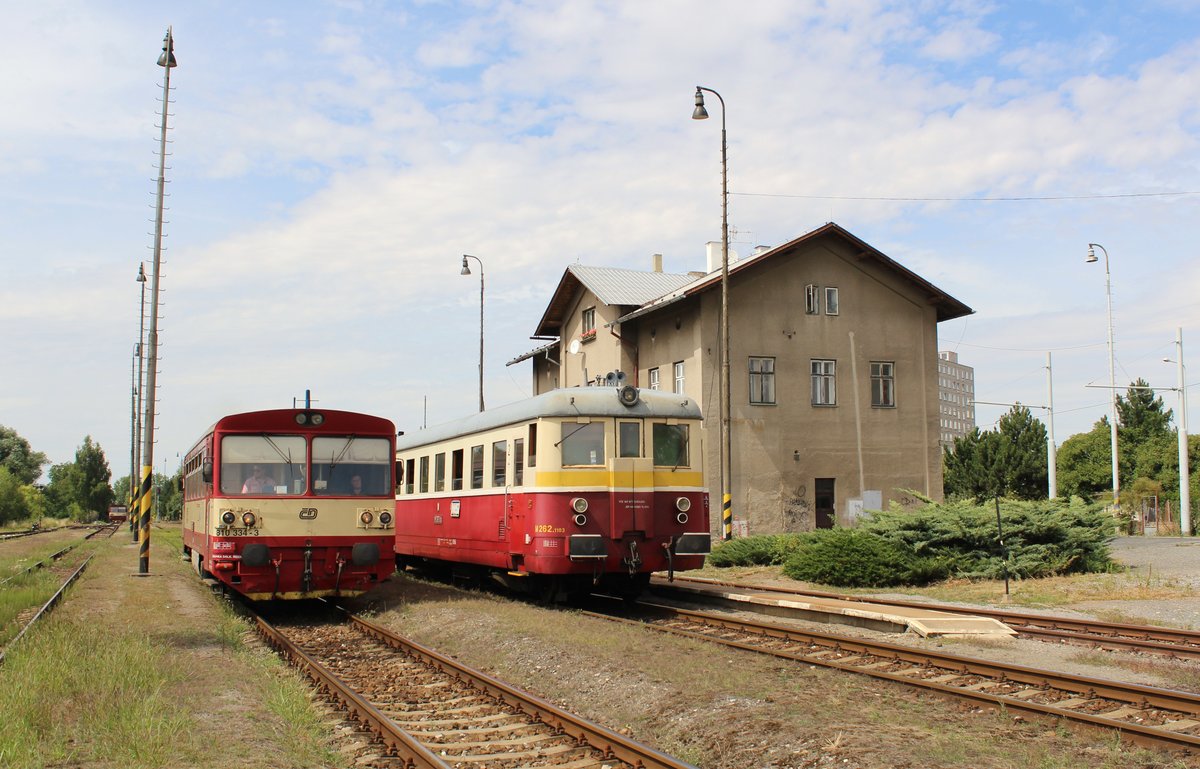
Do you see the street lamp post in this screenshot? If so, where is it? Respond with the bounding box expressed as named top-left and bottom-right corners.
top-left (138, 28), bottom-right (177, 574)
top-left (1087, 243), bottom-right (1119, 508)
top-left (692, 85), bottom-right (732, 541)
top-left (460, 254), bottom-right (485, 412)
top-left (1165, 327), bottom-right (1190, 534)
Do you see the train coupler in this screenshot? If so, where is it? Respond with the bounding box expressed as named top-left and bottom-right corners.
top-left (622, 539), bottom-right (642, 576)
top-left (662, 540), bottom-right (675, 581)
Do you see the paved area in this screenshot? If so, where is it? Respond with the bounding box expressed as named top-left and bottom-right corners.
top-left (1110, 535), bottom-right (1200, 585)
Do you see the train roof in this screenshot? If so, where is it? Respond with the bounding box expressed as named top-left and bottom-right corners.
top-left (396, 387), bottom-right (702, 451)
top-left (187, 409), bottom-right (396, 457)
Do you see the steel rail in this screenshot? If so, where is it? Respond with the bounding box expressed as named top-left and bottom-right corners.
top-left (0, 554), bottom-right (93, 665)
top-left (657, 574), bottom-right (1200, 659)
top-left (347, 611), bottom-right (700, 769)
top-left (589, 600), bottom-right (1200, 753)
top-left (253, 613), bottom-right (449, 769)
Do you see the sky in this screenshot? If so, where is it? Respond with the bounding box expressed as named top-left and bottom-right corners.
top-left (1, 0), bottom-right (1198, 481)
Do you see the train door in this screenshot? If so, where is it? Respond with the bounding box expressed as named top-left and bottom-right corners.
top-left (609, 419), bottom-right (654, 538)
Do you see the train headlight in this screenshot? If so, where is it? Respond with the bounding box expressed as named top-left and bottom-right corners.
top-left (359, 511), bottom-right (374, 526)
top-left (241, 512), bottom-right (257, 527)
top-left (573, 513), bottom-right (588, 527)
top-left (570, 497), bottom-right (589, 514)
top-left (310, 413), bottom-right (325, 425)
top-left (676, 511), bottom-right (689, 524)
top-left (221, 511), bottom-right (235, 525)
top-left (675, 496), bottom-right (691, 512)
top-left (379, 511), bottom-right (392, 526)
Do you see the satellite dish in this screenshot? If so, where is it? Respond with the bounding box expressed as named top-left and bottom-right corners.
top-left (568, 339), bottom-right (581, 355)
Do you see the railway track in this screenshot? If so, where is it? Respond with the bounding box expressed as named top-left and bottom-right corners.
top-left (658, 574), bottom-right (1200, 661)
top-left (252, 605), bottom-right (698, 769)
top-left (589, 598), bottom-right (1200, 753)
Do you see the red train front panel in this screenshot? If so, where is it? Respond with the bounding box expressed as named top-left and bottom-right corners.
top-left (182, 409), bottom-right (397, 600)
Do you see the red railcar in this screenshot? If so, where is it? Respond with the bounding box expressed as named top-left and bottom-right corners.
top-left (394, 386), bottom-right (711, 600)
top-left (181, 408), bottom-right (396, 600)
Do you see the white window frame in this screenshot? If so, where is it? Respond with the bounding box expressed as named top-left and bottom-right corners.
top-left (581, 307), bottom-right (596, 340)
top-left (825, 287), bottom-right (839, 315)
top-left (811, 359), bottom-right (836, 406)
top-left (648, 367), bottom-right (660, 391)
top-left (805, 284), bottom-right (819, 315)
top-left (673, 361), bottom-right (685, 394)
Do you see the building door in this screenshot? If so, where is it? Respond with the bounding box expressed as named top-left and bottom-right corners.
top-left (814, 478), bottom-right (835, 529)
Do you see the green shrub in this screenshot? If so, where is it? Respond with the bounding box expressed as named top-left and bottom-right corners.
top-left (782, 528), bottom-right (933, 587)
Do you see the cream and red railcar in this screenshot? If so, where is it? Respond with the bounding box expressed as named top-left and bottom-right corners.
top-left (394, 386), bottom-right (711, 600)
top-left (181, 408), bottom-right (396, 600)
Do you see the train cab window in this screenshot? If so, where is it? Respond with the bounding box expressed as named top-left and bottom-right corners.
top-left (514, 438), bottom-right (525, 486)
top-left (470, 445), bottom-right (484, 489)
top-left (618, 422), bottom-right (641, 458)
top-left (219, 435), bottom-right (306, 496)
top-left (451, 449), bottom-right (464, 491)
top-left (434, 453), bottom-right (446, 492)
top-left (652, 423), bottom-right (690, 468)
top-left (492, 441), bottom-right (507, 486)
top-left (404, 458), bottom-right (415, 494)
top-left (419, 456), bottom-right (430, 493)
top-left (527, 424), bottom-right (537, 468)
top-left (312, 436), bottom-right (393, 496)
top-left (561, 422), bottom-right (605, 466)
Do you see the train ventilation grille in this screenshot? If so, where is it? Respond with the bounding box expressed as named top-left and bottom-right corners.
top-left (498, 520), bottom-right (506, 540)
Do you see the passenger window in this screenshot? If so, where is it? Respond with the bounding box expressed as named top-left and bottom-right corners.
top-left (492, 441), bottom-right (507, 486)
top-left (419, 456), bottom-right (429, 493)
top-left (404, 458), bottom-right (415, 494)
top-left (434, 453), bottom-right (445, 492)
top-left (470, 445), bottom-right (484, 489)
top-left (528, 424), bottom-right (537, 467)
top-left (452, 449), bottom-right (464, 491)
top-left (514, 438), bottom-right (525, 486)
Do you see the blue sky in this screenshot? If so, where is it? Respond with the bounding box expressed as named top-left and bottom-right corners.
top-left (1, 0), bottom-right (1197, 479)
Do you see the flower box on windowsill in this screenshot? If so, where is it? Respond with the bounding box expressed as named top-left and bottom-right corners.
top-left (579, 329), bottom-right (597, 343)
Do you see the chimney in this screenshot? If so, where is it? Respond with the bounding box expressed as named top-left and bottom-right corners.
top-left (652, 253), bottom-right (663, 273)
top-left (705, 241), bottom-right (737, 273)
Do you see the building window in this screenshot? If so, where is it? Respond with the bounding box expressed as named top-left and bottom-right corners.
top-left (749, 357), bottom-right (776, 405)
top-left (673, 361), bottom-right (685, 393)
top-left (581, 307), bottom-right (596, 340)
top-left (871, 361), bottom-right (895, 407)
top-left (805, 284), bottom-right (819, 315)
top-left (648, 367), bottom-right (660, 390)
top-left (811, 359), bottom-right (836, 406)
top-left (825, 287), bottom-right (839, 315)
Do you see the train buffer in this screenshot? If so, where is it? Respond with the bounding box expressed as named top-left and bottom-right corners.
top-left (648, 575), bottom-right (1016, 638)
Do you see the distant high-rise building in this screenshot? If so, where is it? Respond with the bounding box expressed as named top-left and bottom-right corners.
top-left (938, 351), bottom-right (975, 448)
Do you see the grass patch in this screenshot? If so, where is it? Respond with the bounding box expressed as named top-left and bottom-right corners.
top-left (0, 616), bottom-right (190, 768)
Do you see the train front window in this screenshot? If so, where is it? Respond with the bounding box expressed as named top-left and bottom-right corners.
top-left (220, 435), bottom-right (307, 496)
top-left (312, 436), bottom-right (392, 496)
top-left (618, 422), bottom-right (641, 458)
top-left (561, 422), bottom-right (605, 466)
top-left (653, 424), bottom-right (690, 468)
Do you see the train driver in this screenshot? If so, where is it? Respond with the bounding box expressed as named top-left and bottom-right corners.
top-left (242, 465), bottom-right (273, 494)
top-left (349, 474), bottom-right (363, 495)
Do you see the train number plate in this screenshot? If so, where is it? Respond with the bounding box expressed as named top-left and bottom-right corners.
top-left (215, 526), bottom-right (259, 537)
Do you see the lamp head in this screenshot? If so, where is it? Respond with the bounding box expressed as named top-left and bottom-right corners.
top-left (1086, 245), bottom-right (1098, 263)
top-left (136, 263), bottom-right (147, 282)
top-left (157, 30), bottom-right (177, 68)
top-left (460, 255), bottom-right (471, 275)
top-left (692, 88), bottom-right (709, 120)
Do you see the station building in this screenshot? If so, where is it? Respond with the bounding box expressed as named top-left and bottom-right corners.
top-left (508, 222), bottom-right (972, 535)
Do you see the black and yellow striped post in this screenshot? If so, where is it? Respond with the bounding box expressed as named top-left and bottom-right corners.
top-left (138, 466), bottom-right (153, 572)
top-left (722, 493), bottom-right (732, 540)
